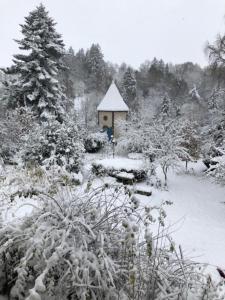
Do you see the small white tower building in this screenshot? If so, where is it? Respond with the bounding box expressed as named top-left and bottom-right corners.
top-left (97, 81), bottom-right (129, 138)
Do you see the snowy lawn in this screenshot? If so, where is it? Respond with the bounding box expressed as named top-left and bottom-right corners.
top-left (136, 161), bottom-right (225, 279)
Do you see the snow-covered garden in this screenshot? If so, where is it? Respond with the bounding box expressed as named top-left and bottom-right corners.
top-left (1, 2), bottom-right (225, 300)
top-left (1, 151), bottom-right (225, 299)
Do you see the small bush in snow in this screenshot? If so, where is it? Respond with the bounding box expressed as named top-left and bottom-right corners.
top-left (206, 154), bottom-right (225, 184)
top-left (84, 131), bottom-right (108, 153)
top-left (22, 120), bottom-right (84, 173)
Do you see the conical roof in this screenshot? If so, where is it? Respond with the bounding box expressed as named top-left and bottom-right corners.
top-left (97, 82), bottom-right (129, 111)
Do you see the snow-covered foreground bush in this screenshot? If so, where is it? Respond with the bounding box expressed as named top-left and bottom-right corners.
top-left (84, 131), bottom-right (108, 153)
top-left (0, 164), bottom-right (83, 214)
top-left (22, 120), bottom-right (84, 173)
top-left (0, 183), bottom-right (224, 299)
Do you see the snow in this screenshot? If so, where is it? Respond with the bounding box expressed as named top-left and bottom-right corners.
top-left (97, 81), bottom-right (129, 112)
top-left (134, 184), bottom-right (152, 194)
top-left (2, 196), bottom-right (39, 224)
top-left (94, 157), bottom-right (145, 171)
top-left (128, 153), bottom-right (144, 160)
top-left (74, 96), bottom-right (85, 111)
top-left (137, 162), bottom-right (225, 279)
top-left (166, 173), bottom-right (225, 268)
top-left (1, 155), bottom-right (225, 283)
top-left (117, 172), bottom-right (135, 179)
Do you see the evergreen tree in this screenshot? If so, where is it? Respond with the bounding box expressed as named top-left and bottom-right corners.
top-left (74, 48), bottom-right (88, 82)
top-left (122, 67), bottom-right (137, 109)
top-left (160, 93), bottom-right (172, 119)
top-left (67, 46), bottom-right (75, 56)
top-left (60, 47), bottom-right (76, 100)
top-left (86, 43), bottom-right (106, 92)
top-left (4, 4), bottom-right (66, 121)
top-left (147, 58), bottom-right (165, 87)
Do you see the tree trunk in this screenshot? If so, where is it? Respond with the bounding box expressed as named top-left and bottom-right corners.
top-left (162, 166), bottom-right (168, 187)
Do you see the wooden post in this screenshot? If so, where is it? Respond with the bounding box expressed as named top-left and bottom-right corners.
top-left (112, 136), bottom-right (115, 158)
top-left (112, 111), bottom-right (114, 136)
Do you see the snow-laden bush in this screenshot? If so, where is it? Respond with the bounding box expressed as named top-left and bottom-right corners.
top-left (0, 107), bottom-right (35, 164)
top-left (206, 154), bottom-right (225, 184)
top-left (0, 185), bottom-right (141, 299)
top-left (0, 163), bottom-right (83, 210)
top-left (22, 120), bottom-right (84, 173)
top-left (118, 115), bottom-right (191, 186)
top-left (116, 116), bottom-right (145, 154)
top-left (84, 131), bottom-right (108, 153)
top-left (0, 184), bottom-right (224, 299)
top-left (203, 145), bottom-right (225, 184)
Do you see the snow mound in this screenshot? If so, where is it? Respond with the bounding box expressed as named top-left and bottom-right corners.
top-left (117, 172), bottom-right (135, 179)
top-left (94, 157), bottom-right (144, 171)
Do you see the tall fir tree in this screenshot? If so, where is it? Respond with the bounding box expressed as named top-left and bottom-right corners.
top-left (122, 67), bottom-right (137, 109)
top-left (4, 4), bottom-right (66, 121)
top-left (86, 44), bottom-right (106, 92)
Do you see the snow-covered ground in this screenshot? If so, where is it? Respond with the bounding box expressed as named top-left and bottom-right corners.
top-left (136, 161), bottom-right (225, 280)
top-left (87, 155), bottom-right (225, 276)
top-left (1, 156), bottom-right (225, 281)
top-left (164, 173), bottom-right (225, 269)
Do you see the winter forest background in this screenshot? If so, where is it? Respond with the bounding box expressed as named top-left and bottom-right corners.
top-left (0, 2), bottom-right (225, 300)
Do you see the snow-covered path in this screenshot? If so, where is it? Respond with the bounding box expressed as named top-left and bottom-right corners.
top-left (148, 170), bottom-right (225, 273)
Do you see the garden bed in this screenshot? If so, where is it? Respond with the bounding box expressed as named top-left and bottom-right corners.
top-left (92, 157), bottom-right (147, 182)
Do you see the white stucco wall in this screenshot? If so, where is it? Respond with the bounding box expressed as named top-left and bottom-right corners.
top-left (98, 111), bottom-right (127, 138)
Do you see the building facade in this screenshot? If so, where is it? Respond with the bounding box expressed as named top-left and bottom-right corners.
top-left (97, 82), bottom-right (129, 138)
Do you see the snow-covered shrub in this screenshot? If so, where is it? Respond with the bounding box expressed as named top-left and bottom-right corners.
top-left (0, 184), bottom-right (143, 299)
top-left (84, 131), bottom-right (108, 153)
top-left (206, 154), bottom-right (225, 184)
top-left (146, 163), bottom-right (162, 188)
top-left (116, 115), bottom-right (145, 154)
top-left (142, 120), bottom-right (189, 186)
top-left (0, 164), bottom-right (84, 209)
top-left (22, 120), bottom-right (84, 173)
top-left (202, 143), bottom-right (225, 184)
top-left (0, 107), bottom-right (35, 164)
top-left (0, 181), bottom-right (224, 299)
top-left (117, 114), bottom-right (191, 186)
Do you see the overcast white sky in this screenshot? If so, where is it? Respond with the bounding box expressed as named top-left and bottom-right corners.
top-left (0, 0), bottom-right (224, 68)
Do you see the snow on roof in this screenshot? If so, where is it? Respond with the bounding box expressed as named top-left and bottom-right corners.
top-left (97, 81), bottom-right (129, 112)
